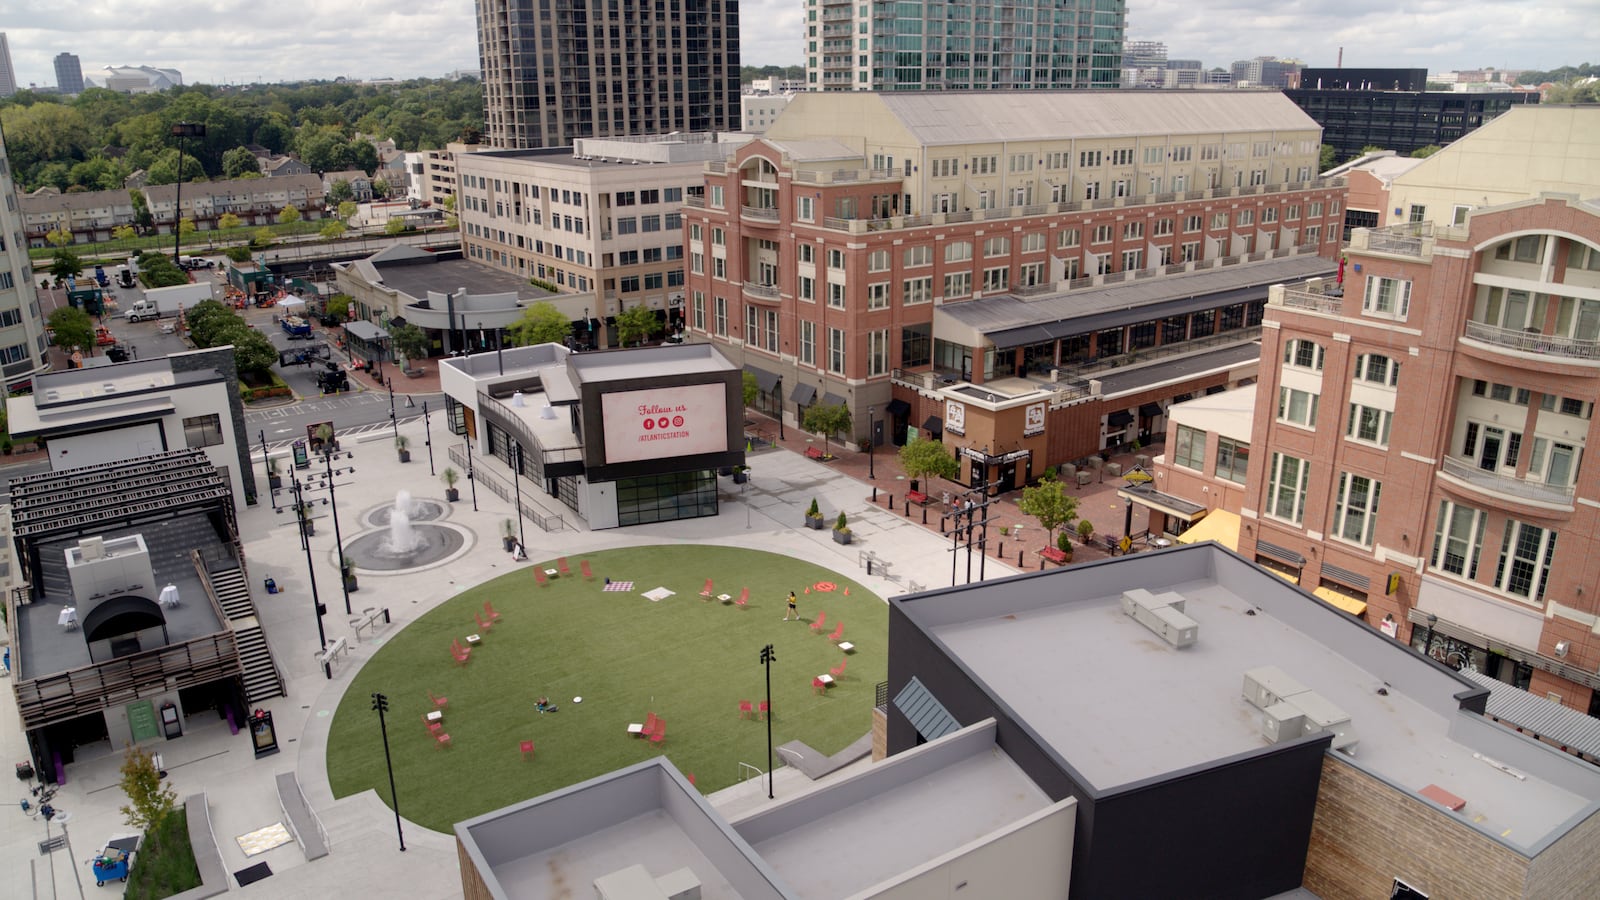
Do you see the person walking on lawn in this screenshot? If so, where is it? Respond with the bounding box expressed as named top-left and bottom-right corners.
top-left (783, 591), bottom-right (799, 621)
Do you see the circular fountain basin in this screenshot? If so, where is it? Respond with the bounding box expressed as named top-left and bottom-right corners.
top-left (344, 524), bottom-right (468, 572)
top-left (363, 497), bottom-right (449, 528)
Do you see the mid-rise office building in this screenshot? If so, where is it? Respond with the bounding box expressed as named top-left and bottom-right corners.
top-left (741, 93), bottom-right (795, 133)
top-left (1286, 83), bottom-right (1538, 160)
top-left (0, 121), bottom-right (52, 392)
top-left (53, 52), bottom-right (83, 95)
top-left (475, 0), bottom-right (741, 149)
top-left (805, 0), bottom-right (1124, 92)
top-left (1230, 56), bottom-right (1303, 89)
top-left (1240, 106), bottom-right (1600, 712)
top-left (0, 34), bottom-right (15, 98)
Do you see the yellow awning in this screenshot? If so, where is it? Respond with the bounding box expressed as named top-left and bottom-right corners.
top-left (1174, 509), bottom-right (1241, 551)
top-left (1313, 586), bottom-right (1368, 617)
top-left (1268, 568), bottom-right (1300, 585)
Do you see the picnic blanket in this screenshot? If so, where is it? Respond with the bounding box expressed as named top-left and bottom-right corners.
top-left (642, 587), bottom-right (674, 602)
top-left (602, 581), bottom-right (634, 592)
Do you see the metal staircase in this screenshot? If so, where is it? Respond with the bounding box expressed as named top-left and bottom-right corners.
top-left (207, 567), bottom-right (286, 703)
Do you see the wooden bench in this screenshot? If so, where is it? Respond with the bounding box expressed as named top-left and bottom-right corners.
top-left (906, 490), bottom-right (929, 505)
top-left (805, 446), bottom-right (827, 460)
top-left (1039, 546), bottom-right (1070, 565)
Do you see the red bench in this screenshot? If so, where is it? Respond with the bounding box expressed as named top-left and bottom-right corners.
top-left (1039, 546), bottom-right (1070, 565)
top-left (805, 446), bottom-right (826, 460)
top-left (906, 490), bottom-right (929, 505)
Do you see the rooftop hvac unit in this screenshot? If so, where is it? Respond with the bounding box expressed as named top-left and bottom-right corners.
top-left (1242, 665), bottom-right (1309, 710)
top-left (1292, 691), bottom-right (1360, 752)
top-left (1259, 702), bottom-right (1306, 744)
top-left (77, 536), bottom-right (107, 561)
top-left (1119, 588), bottom-right (1198, 648)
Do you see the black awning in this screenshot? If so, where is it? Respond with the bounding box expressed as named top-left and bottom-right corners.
top-left (989, 324), bottom-right (1057, 350)
top-left (388, 316), bottom-right (407, 328)
top-left (886, 398), bottom-right (912, 416)
top-left (83, 595), bottom-right (165, 643)
top-left (821, 392), bottom-right (848, 409)
top-left (744, 365), bottom-right (780, 393)
top-left (1107, 410), bottom-right (1134, 427)
top-left (790, 383), bottom-right (818, 405)
top-left (922, 415), bottom-right (943, 434)
top-left (1139, 402), bottom-right (1163, 418)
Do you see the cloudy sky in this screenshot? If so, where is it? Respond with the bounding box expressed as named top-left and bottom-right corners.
top-left (2, 0), bottom-right (1593, 89)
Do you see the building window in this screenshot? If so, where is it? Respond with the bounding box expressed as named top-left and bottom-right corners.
top-left (714, 296), bottom-right (728, 336)
top-left (1495, 519), bottom-right (1557, 602)
top-left (1265, 452), bottom-right (1310, 524)
top-left (868, 249), bottom-right (890, 272)
top-left (1123, 221), bottom-right (1144, 240)
top-left (184, 414), bottom-right (224, 448)
top-left (713, 257), bottom-right (726, 280)
top-left (904, 245), bottom-right (932, 267)
top-left (710, 186), bottom-right (724, 209)
top-left (1091, 225), bottom-right (1112, 244)
top-left (1021, 232), bottom-right (1045, 253)
top-left (867, 282), bottom-right (889, 310)
top-left (867, 329), bottom-right (889, 376)
top-left (1216, 437), bottom-right (1249, 484)
top-left (797, 196), bottom-right (815, 221)
top-left (982, 267), bottom-right (1009, 292)
top-left (1528, 438), bottom-right (1582, 488)
top-left (1237, 210), bottom-right (1255, 227)
top-left (901, 323), bottom-right (931, 367)
top-left (1346, 404), bottom-right (1392, 446)
top-left (1153, 218), bottom-right (1174, 237)
top-left (1079, 150), bottom-right (1102, 168)
top-left (1333, 473), bottom-right (1382, 546)
top-left (1408, 204), bottom-right (1426, 224)
top-left (799, 320), bottom-right (815, 365)
top-left (984, 236), bottom-right (1010, 257)
top-left (944, 271), bottom-right (972, 299)
top-left (1354, 353), bottom-right (1399, 387)
top-left (1362, 276), bottom-right (1412, 320)
top-left (972, 155), bottom-right (997, 175)
top-left (1174, 425), bottom-right (1206, 470)
top-left (1432, 501), bottom-right (1487, 579)
top-left (828, 282), bottom-right (846, 309)
top-left (712, 227), bottom-right (725, 246)
top-left (903, 276), bottom-right (932, 305)
top-left (1057, 228), bottom-right (1080, 249)
top-left (798, 275), bottom-right (815, 303)
top-left (1282, 339), bottom-right (1324, 371)
top-left (1019, 262), bottom-right (1044, 286)
top-left (1277, 387), bottom-right (1319, 428)
top-left (1184, 215), bottom-right (1202, 233)
top-left (827, 327), bottom-right (846, 374)
top-left (944, 241), bottom-right (972, 263)
top-left (692, 291), bottom-right (705, 330)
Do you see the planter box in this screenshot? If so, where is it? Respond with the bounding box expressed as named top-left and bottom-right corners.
top-left (445, 487), bottom-right (460, 502)
top-left (398, 449), bottom-right (411, 463)
top-left (732, 471), bottom-right (748, 484)
top-left (805, 515), bottom-right (826, 530)
top-left (832, 529), bottom-right (853, 544)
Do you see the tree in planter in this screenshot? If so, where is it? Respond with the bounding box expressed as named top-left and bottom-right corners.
top-left (1056, 530), bottom-right (1074, 561)
top-left (1017, 471), bottom-right (1078, 549)
top-left (801, 401), bottom-right (852, 458)
top-left (615, 302), bottom-right (663, 346)
top-left (805, 498), bottom-right (825, 529)
top-left (1077, 519), bottom-right (1096, 546)
top-left (396, 435), bottom-right (411, 462)
top-left (119, 744), bottom-right (177, 832)
top-left (741, 371), bottom-right (760, 409)
top-left (509, 301), bottom-right (572, 346)
top-left (833, 511), bottom-right (852, 544)
top-left (388, 321), bottom-right (430, 370)
top-left (441, 467), bottom-right (461, 502)
top-left (898, 437), bottom-right (959, 493)
top-left (501, 519), bottom-right (518, 552)
top-left (268, 457), bottom-right (283, 490)
top-left (47, 306), bottom-right (96, 358)
top-left (314, 423), bottom-right (337, 454)
top-left (341, 555), bottom-right (359, 592)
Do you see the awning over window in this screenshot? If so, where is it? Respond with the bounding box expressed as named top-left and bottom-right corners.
top-left (1107, 410), bottom-right (1134, 427)
top-left (1118, 486), bottom-right (1209, 523)
top-left (790, 383), bottom-right (817, 405)
top-left (1139, 402), bottom-right (1163, 418)
top-left (1174, 509), bottom-right (1240, 550)
top-left (922, 415), bottom-right (943, 434)
top-left (388, 315), bottom-right (408, 328)
top-left (1312, 586), bottom-right (1368, 617)
top-left (821, 392), bottom-right (849, 409)
top-left (743, 365), bottom-right (780, 393)
top-left (894, 676), bottom-right (961, 742)
top-left (344, 319), bottom-right (386, 342)
top-left (886, 398), bottom-right (912, 416)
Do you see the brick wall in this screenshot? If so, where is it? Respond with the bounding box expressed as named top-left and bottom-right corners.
top-left (871, 706), bottom-right (887, 761)
top-left (1523, 801), bottom-right (1600, 897)
top-left (1304, 755), bottom-right (1528, 899)
top-left (457, 836), bottom-right (495, 900)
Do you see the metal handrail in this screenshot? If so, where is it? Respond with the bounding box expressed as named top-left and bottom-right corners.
top-left (1463, 321), bottom-right (1600, 360)
top-left (1439, 455), bottom-right (1577, 503)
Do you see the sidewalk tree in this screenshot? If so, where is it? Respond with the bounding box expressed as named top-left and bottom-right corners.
top-left (388, 322), bottom-right (430, 365)
top-left (320, 220), bottom-right (347, 240)
top-left (384, 216), bottom-right (407, 236)
top-left (325, 294), bottom-right (352, 320)
top-left (509, 300), bottom-right (571, 346)
top-left (118, 744), bottom-right (178, 832)
top-left (179, 217), bottom-right (196, 242)
top-left (230, 325), bottom-right (278, 377)
top-left (112, 224), bottom-right (137, 241)
top-left (898, 437), bottom-right (959, 484)
top-left (614, 303), bottom-right (662, 346)
top-left (742, 372), bottom-right (759, 408)
top-left (251, 228), bottom-right (275, 250)
top-left (48, 249), bottom-right (83, 282)
top-left (224, 245), bottom-right (252, 263)
top-left (1017, 471), bottom-right (1078, 547)
top-left (278, 204), bottom-right (302, 225)
top-left (218, 212), bottom-right (242, 231)
top-left (337, 200), bottom-right (358, 221)
top-left (373, 177), bottom-right (390, 199)
top-left (46, 226), bottom-right (74, 248)
top-left (47, 306), bottom-right (95, 355)
top-left (328, 179), bottom-right (354, 204)
top-left (184, 300), bottom-right (235, 346)
top-left (801, 402), bottom-right (852, 458)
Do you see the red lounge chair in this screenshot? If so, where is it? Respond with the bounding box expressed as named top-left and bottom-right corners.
top-left (535, 568), bottom-right (549, 587)
top-left (581, 559), bottom-right (594, 580)
top-left (812, 677), bottom-right (826, 695)
top-left (828, 622), bottom-right (844, 641)
top-left (699, 579), bottom-right (714, 597)
top-left (810, 611), bottom-right (828, 633)
top-left (558, 557), bottom-right (571, 576)
top-left (427, 690), bottom-right (448, 709)
top-left (451, 641), bottom-right (471, 666)
top-left (520, 740), bottom-right (535, 760)
top-left (830, 659), bottom-right (847, 680)
top-left (688, 773), bottom-right (696, 787)
top-left (435, 733), bottom-right (452, 749)
top-left (484, 601), bottom-right (503, 623)
top-left (735, 587), bottom-right (750, 609)
top-left (738, 700), bottom-right (753, 719)
top-left (650, 723), bottom-right (666, 745)
top-left (758, 700), bottom-right (769, 720)
top-left (422, 714), bottom-right (441, 735)
top-left (644, 711), bottom-right (659, 736)
top-left (476, 612), bottom-right (495, 633)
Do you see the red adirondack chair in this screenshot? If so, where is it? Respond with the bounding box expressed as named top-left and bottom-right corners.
top-left (650, 723), bottom-right (666, 745)
top-left (581, 559), bottom-right (594, 580)
top-left (451, 640), bottom-right (471, 666)
top-left (830, 658), bottom-right (847, 680)
top-left (535, 568), bottom-right (549, 587)
top-left (758, 700), bottom-right (769, 720)
top-left (557, 557), bottom-right (571, 576)
top-left (422, 714), bottom-right (441, 735)
top-left (812, 677), bottom-right (826, 695)
top-left (520, 740), bottom-right (535, 760)
top-left (644, 711), bottom-right (660, 736)
top-left (735, 587), bottom-right (750, 609)
top-left (810, 611), bottom-right (828, 633)
top-left (476, 612), bottom-right (495, 633)
top-left (828, 622), bottom-right (844, 641)
top-left (435, 732), bottom-right (452, 749)
top-left (699, 578), bottom-right (714, 598)
top-left (427, 690), bottom-right (448, 709)
top-left (483, 601), bottom-right (503, 623)
top-left (738, 700), bottom-right (753, 719)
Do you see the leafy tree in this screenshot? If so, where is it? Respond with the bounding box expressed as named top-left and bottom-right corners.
top-left (614, 303), bottom-right (662, 346)
top-left (222, 146), bottom-right (262, 178)
top-left (385, 216), bottom-right (406, 236)
top-left (742, 371), bottom-right (759, 407)
top-left (320, 220), bottom-right (347, 240)
top-left (328, 179), bottom-right (354, 204)
top-left (372, 177), bottom-right (390, 198)
top-left (184, 299), bottom-right (236, 346)
top-left (179, 218), bottom-right (196, 241)
top-left (898, 437), bottom-right (959, 484)
top-left (218, 212), bottom-right (242, 230)
top-left (67, 157), bottom-right (126, 191)
top-left (278, 204), bottom-right (302, 225)
top-left (143, 147), bottom-right (206, 185)
top-left (801, 402), bottom-right (852, 458)
top-left (337, 200), bottom-right (358, 221)
top-left (45, 227), bottom-right (74, 249)
top-left (1319, 143), bottom-right (1337, 172)
top-left (47, 306), bottom-right (95, 356)
top-left (224, 245), bottom-right (253, 263)
top-left (136, 251), bottom-right (189, 287)
top-left (48, 249), bottom-right (83, 281)
top-left (254, 116), bottom-right (294, 154)
top-left (510, 301), bottom-right (572, 346)
top-left (1355, 144), bottom-right (1386, 162)
top-left (230, 327), bottom-right (278, 376)
top-left (1017, 471), bottom-right (1079, 546)
top-left (251, 228), bottom-right (275, 250)
top-left (118, 744), bottom-right (178, 833)
top-left (112, 224), bottom-right (137, 241)
top-left (388, 322), bottom-right (430, 364)
top-left (325, 294), bottom-right (352, 319)
top-left (1410, 144), bottom-right (1443, 159)
top-left (442, 194), bottom-right (457, 213)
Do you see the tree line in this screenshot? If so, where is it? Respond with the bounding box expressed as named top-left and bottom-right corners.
top-left (0, 78), bottom-right (483, 194)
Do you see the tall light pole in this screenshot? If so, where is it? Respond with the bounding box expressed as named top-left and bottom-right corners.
top-left (278, 469), bottom-right (329, 672)
top-left (169, 122), bottom-right (206, 265)
top-left (759, 644), bottom-right (776, 799)
top-left (387, 381), bottom-right (399, 446)
top-left (511, 444), bottom-right (527, 551)
top-left (423, 401), bottom-right (435, 475)
top-left (867, 407), bottom-right (876, 479)
top-left (320, 448), bottom-right (356, 615)
top-left (465, 430), bottom-right (479, 511)
top-left (370, 692), bottom-right (406, 852)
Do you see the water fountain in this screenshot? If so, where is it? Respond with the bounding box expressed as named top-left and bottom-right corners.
top-left (344, 491), bottom-right (468, 572)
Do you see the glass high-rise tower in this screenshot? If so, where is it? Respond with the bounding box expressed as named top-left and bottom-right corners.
top-left (476, 0), bottom-right (742, 149)
top-left (805, 0), bottom-right (1125, 91)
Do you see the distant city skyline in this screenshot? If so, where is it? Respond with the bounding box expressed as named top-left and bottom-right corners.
top-left (0, 2), bottom-right (1592, 89)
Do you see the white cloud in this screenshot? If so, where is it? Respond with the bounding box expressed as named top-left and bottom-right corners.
top-left (3, 1), bottom-right (1592, 89)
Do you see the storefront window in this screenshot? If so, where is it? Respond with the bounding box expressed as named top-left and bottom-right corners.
top-left (1096, 329), bottom-right (1123, 357)
top-left (616, 470), bottom-right (719, 526)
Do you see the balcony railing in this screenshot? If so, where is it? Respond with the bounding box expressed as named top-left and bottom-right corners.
top-left (1352, 221), bottom-right (1433, 258)
top-left (1439, 455), bottom-right (1576, 507)
top-left (741, 205), bottom-right (780, 222)
top-left (1462, 321), bottom-right (1600, 361)
top-left (1273, 286), bottom-right (1345, 315)
top-left (743, 281), bottom-right (781, 301)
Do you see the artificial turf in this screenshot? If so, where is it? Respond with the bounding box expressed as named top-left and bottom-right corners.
top-left (325, 545), bottom-right (886, 833)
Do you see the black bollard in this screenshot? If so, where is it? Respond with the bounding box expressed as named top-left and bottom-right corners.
top-left (922, 508), bottom-right (928, 525)
top-left (1018, 550), bottom-right (1024, 566)
top-left (998, 541), bottom-right (1005, 558)
top-left (872, 486), bottom-right (879, 503)
top-left (1039, 560), bottom-right (1046, 570)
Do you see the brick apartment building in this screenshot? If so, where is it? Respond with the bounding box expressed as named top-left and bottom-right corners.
top-left (680, 90), bottom-right (1346, 471)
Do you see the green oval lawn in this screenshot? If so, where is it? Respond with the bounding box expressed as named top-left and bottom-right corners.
top-left (326, 545), bottom-right (886, 832)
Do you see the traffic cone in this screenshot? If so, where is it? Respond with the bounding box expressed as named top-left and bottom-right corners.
top-left (843, 587), bottom-right (850, 596)
top-left (804, 586), bottom-right (810, 594)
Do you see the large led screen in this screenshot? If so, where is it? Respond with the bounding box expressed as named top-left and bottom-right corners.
top-left (600, 382), bottom-right (729, 464)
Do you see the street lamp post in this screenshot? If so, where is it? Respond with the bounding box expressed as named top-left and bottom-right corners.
top-left (370, 693), bottom-right (406, 852)
top-left (759, 644), bottom-right (776, 799)
top-left (511, 444), bottom-right (527, 551)
top-left (867, 407), bottom-right (876, 479)
top-left (465, 431), bottom-right (479, 511)
top-left (423, 401), bottom-right (435, 475)
top-left (774, 377), bottom-right (785, 439)
top-left (284, 472), bottom-right (329, 671)
top-left (320, 448), bottom-right (356, 615)
top-left (169, 123), bottom-right (206, 265)
top-left (387, 381), bottom-right (399, 446)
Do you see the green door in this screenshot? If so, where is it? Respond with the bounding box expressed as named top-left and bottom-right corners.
top-left (127, 701), bottom-right (160, 744)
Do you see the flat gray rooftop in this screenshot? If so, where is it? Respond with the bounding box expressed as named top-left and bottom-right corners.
top-left (491, 810), bottom-right (742, 900)
top-left (567, 343), bottom-right (734, 382)
top-left (906, 545), bottom-right (1600, 851)
top-left (374, 257), bottom-right (556, 305)
top-left (1094, 339), bottom-right (1263, 397)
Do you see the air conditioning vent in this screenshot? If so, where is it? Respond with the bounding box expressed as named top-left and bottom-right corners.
top-left (1120, 588), bottom-right (1197, 648)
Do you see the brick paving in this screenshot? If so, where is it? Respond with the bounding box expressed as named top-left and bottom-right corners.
top-left (742, 409), bottom-right (1165, 572)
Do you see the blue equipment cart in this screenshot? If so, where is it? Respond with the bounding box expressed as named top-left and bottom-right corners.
top-left (92, 836), bottom-right (139, 886)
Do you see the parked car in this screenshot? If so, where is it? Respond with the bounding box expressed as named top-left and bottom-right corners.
top-left (177, 255), bottom-right (214, 270)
